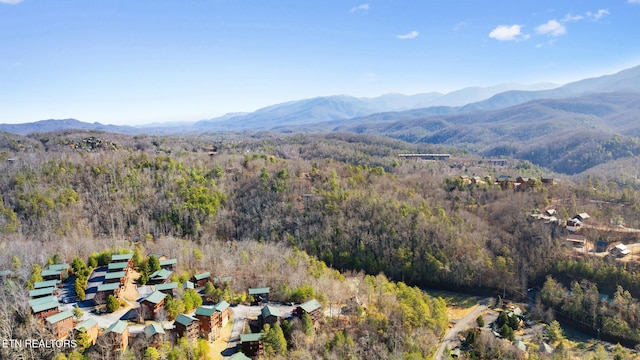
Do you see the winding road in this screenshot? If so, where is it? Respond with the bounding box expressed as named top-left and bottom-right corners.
top-left (435, 297), bottom-right (494, 360)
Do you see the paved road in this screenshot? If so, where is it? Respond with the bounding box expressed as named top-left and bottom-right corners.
top-left (435, 297), bottom-right (494, 360)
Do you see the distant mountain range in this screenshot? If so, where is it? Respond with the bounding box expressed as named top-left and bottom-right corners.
top-left (193, 83), bottom-right (557, 131)
top-left (2, 64), bottom-right (640, 175)
top-left (0, 119), bottom-right (139, 136)
top-left (2, 82), bottom-right (558, 135)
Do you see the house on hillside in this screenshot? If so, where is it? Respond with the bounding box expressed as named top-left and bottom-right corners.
top-left (174, 314), bottom-right (199, 342)
top-left (30, 296), bottom-right (60, 320)
top-left (29, 286), bottom-right (58, 299)
top-left (566, 218), bottom-right (582, 232)
top-left (46, 310), bottom-right (75, 340)
top-left (94, 282), bottom-right (121, 305)
top-left (215, 300), bottom-right (232, 326)
top-left (566, 234), bottom-right (587, 247)
top-left (183, 281), bottom-right (195, 290)
top-left (104, 271), bottom-right (127, 286)
top-left (155, 282), bottom-right (178, 297)
top-left (41, 269), bottom-right (64, 282)
top-left (497, 175), bottom-right (516, 190)
top-left (110, 253), bottom-right (134, 269)
top-left (192, 272), bottom-right (211, 287)
top-left (148, 269), bottom-right (173, 285)
top-left (260, 305), bottom-right (282, 327)
top-left (74, 318), bottom-right (99, 346)
top-left (143, 323), bottom-right (165, 347)
top-left (159, 258), bottom-right (177, 271)
top-left (241, 333), bottom-right (264, 359)
top-left (33, 280), bottom-right (60, 289)
top-left (48, 263), bottom-right (70, 278)
top-left (248, 287), bottom-right (270, 305)
top-left (105, 320), bottom-right (129, 352)
top-left (107, 261), bottom-right (130, 274)
top-left (195, 306), bottom-right (221, 341)
top-left (140, 290), bottom-right (167, 320)
top-left (611, 244), bottom-right (631, 257)
top-left (296, 299), bottom-right (322, 323)
top-left (575, 213), bottom-right (590, 222)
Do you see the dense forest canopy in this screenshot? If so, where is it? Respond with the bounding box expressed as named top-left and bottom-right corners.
top-left (2, 130), bottom-right (640, 358)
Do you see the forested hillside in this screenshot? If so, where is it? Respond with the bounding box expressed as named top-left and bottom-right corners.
top-left (2, 131), bottom-right (640, 292)
top-left (3, 131), bottom-right (640, 357)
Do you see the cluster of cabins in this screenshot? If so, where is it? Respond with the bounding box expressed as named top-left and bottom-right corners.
top-left (531, 210), bottom-right (591, 233)
top-left (458, 175), bottom-right (554, 190)
top-left (531, 210), bottom-right (634, 259)
top-left (28, 263), bottom-right (77, 341)
top-left (239, 291), bottom-right (323, 359)
top-left (94, 254), bottom-right (134, 305)
top-left (22, 251), bottom-right (326, 358)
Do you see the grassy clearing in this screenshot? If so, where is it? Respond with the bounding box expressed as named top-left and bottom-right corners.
top-left (425, 290), bottom-right (479, 321)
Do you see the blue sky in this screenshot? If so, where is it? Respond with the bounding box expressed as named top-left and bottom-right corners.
top-left (1, 0), bottom-right (639, 125)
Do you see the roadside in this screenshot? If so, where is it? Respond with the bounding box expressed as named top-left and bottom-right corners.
top-left (435, 297), bottom-right (495, 360)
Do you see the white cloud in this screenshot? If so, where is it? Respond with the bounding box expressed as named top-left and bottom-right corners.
top-left (587, 9), bottom-right (609, 20)
top-left (0, 0), bottom-right (24, 4)
top-left (396, 30), bottom-right (419, 40)
top-left (350, 4), bottom-right (369, 13)
top-left (536, 20), bottom-right (566, 37)
top-left (561, 13), bottom-right (583, 22)
top-left (629, 0), bottom-right (640, 4)
top-left (488, 25), bottom-right (528, 41)
top-left (453, 21), bottom-right (468, 31)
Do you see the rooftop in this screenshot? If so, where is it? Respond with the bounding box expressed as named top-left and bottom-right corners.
top-left (28, 295), bottom-right (59, 307)
top-left (215, 300), bottom-right (230, 312)
top-left (29, 287), bottom-right (56, 297)
top-left (74, 318), bottom-right (98, 332)
top-left (110, 253), bottom-right (133, 262)
top-left (45, 310), bottom-right (73, 325)
top-left (41, 269), bottom-right (62, 277)
top-left (299, 299), bottom-right (322, 313)
top-left (107, 262), bottom-right (128, 271)
top-left (174, 313), bottom-right (198, 326)
top-left (159, 258), bottom-right (177, 266)
top-left (229, 353), bottom-right (251, 360)
top-left (240, 333), bottom-right (264, 342)
top-left (248, 287), bottom-right (270, 295)
top-left (150, 269), bottom-right (173, 280)
top-left (143, 290), bottom-right (167, 305)
top-left (48, 263), bottom-right (69, 271)
top-left (195, 306), bottom-right (216, 317)
top-left (107, 320), bottom-right (128, 334)
top-left (155, 282), bottom-right (178, 291)
top-left (193, 272), bottom-right (211, 281)
top-left (33, 280), bottom-right (60, 289)
top-left (31, 299), bottom-right (60, 313)
top-left (261, 305), bottom-right (282, 318)
top-left (97, 283), bottom-right (120, 292)
top-left (144, 323), bottom-right (165, 338)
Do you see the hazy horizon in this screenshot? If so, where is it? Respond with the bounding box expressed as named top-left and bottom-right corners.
top-left (1, 0), bottom-right (639, 125)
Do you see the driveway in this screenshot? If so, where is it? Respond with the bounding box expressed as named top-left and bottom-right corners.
top-left (222, 303), bottom-right (295, 358)
top-left (435, 297), bottom-right (495, 360)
